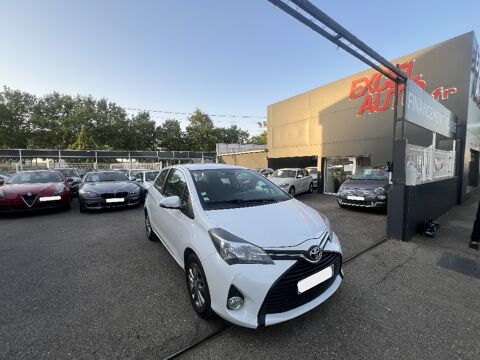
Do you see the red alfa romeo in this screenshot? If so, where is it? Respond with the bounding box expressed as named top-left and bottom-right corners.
top-left (0, 170), bottom-right (71, 213)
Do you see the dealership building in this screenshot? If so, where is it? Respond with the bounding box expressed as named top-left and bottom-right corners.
top-left (267, 31), bottom-right (480, 202)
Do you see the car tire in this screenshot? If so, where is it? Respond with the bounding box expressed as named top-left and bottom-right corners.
top-left (288, 186), bottom-right (295, 197)
top-left (185, 253), bottom-right (214, 319)
top-left (145, 211), bottom-right (157, 241)
top-left (308, 182), bottom-right (314, 193)
top-left (79, 200), bottom-right (87, 213)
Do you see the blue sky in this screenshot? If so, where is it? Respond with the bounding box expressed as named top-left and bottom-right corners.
top-left (1, 0), bottom-right (479, 134)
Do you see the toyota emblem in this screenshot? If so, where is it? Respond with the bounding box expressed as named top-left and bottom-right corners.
top-left (309, 246), bottom-right (322, 262)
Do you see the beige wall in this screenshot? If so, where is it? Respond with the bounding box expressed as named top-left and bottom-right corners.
top-left (267, 32), bottom-right (473, 166)
top-left (219, 151), bottom-right (268, 169)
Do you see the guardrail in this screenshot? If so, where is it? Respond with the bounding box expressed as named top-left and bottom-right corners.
top-left (0, 149), bottom-right (216, 160)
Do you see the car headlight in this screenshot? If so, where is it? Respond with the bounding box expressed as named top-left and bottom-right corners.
top-left (0, 189), bottom-right (4, 200)
top-left (80, 189), bottom-right (99, 198)
top-left (209, 228), bottom-right (274, 265)
top-left (53, 184), bottom-right (65, 196)
top-left (373, 187), bottom-right (385, 195)
top-left (279, 183), bottom-right (289, 189)
top-left (319, 213), bottom-right (333, 242)
top-left (129, 187), bottom-right (141, 195)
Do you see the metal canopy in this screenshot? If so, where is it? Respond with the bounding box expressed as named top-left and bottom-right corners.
top-left (267, 0), bottom-right (407, 83)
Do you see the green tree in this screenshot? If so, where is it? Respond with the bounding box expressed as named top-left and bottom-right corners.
top-left (249, 131), bottom-right (267, 145)
top-left (185, 109), bottom-right (216, 151)
top-left (126, 112), bottom-right (156, 150)
top-left (68, 125), bottom-right (98, 150)
top-left (0, 87), bottom-right (36, 148)
top-left (215, 125), bottom-right (250, 144)
top-left (156, 118), bottom-right (186, 150)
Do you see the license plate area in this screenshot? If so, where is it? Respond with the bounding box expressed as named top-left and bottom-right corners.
top-left (347, 195), bottom-right (364, 201)
top-left (106, 198), bottom-right (124, 203)
top-left (297, 264), bottom-right (334, 294)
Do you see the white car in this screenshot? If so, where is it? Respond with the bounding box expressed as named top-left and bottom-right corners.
top-left (132, 170), bottom-right (160, 191)
top-left (269, 168), bottom-right (314, 196)
top-left (144, 164), bottom-right (343, 328)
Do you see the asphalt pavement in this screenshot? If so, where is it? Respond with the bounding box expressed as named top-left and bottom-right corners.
top-left (4, 193), bottom-right (478, 359)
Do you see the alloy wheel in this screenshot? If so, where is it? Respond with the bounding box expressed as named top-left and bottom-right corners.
top-left (188, 263), bottom-right (206, 311)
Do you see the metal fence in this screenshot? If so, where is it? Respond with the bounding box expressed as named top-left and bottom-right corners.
top-left (405, 143), bottom-right (455, 184)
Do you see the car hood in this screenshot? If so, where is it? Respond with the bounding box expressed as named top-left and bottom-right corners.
top-left (1, 182), bottom-right (63, 196)
top-left (340, 179), bottom-right (388, 190)
top-left (205, 199), bottom-right (327, 248)
top-left (269, 177), bottom-right (295, 186)
top-left (81, 181), bottom-right (139, 192)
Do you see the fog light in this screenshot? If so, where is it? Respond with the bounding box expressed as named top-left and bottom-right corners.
top-left (227, 296), bottom-right (244, 310)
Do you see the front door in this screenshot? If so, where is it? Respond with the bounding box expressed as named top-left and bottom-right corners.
top-left (153, 168), bottom-right (195, 264)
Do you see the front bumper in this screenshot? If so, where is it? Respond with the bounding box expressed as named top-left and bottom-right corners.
top-left (337, 194), bottom-right (387, 208)
top-left (0, 194), bottom-right (70, 213)
top-left (201, 235), bottom-right (343, 328)
top-left (80, 194), bottom-right (142, 210)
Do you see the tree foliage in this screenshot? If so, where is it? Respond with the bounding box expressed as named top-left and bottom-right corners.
top-left (0, 87), bottom-right (263, 151)
top-left (68, 125), bottom-right (98, 150)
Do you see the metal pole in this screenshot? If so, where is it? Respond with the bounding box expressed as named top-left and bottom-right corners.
top-left (95, 150), bottom-right (98, 170)
top-left (19, 149), bottom-right (23, 171)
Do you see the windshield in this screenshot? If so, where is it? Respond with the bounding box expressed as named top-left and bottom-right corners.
top-left (271, 169), bottom-right (296, 178)
top-left (85, 172), bottom-right (129, 182)
top-left (7, 171), bottom-right (63, 184)
top-left (145, 171), bottom-right (159, 182)
top-left (58, 169), bottom-right (78, 177)
top-left (190, 169), bottom-right (290, 210)
top-left (352, 167), bottom-right (389, 180)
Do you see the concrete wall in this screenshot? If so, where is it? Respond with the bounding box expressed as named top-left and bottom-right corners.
top-left (218, 150), bottom-right (268, 169)
top-left (267, 32), bottom-right (476, 177)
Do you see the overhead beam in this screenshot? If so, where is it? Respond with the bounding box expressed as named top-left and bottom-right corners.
top-left (267, 0), bottom-right (407, 83)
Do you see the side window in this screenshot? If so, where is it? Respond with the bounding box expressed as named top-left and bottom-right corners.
top-left (154, 169), bottom-right (169, 193)
top-left (163, 169), bottom-right (187, 198)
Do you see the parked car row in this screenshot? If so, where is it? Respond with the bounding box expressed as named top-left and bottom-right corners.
top-left (252, 165), bottom-right (390, 209)
top-left (0, 169), bottom-right (147, 214)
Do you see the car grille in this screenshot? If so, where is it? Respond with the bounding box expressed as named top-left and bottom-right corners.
top-left (101, 192), bottom-right (128, 199)
top-left (21, 194), bottom-right (37, 207)
top-left (259, 252), bottom-right (342, 319)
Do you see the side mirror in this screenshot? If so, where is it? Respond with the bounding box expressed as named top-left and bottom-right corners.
top-left (129, 176), bottom-right (136, 181)
top-left (66, 177), bottom-right (74, 183)
top-left (135, 178), bottom-right (142, 182)
top-left (297, 175), bottom-right (303, 179)
top-left (159, 196), bottom-right (182, 209)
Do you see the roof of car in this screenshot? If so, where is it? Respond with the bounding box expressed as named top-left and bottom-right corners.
top-left (181, 163), bottom-right (243, 171)
top-left (276, 168), bottom-right (303, 171)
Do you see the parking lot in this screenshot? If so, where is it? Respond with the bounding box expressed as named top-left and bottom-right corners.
top-left (1, 193), bottom-right (478, 359)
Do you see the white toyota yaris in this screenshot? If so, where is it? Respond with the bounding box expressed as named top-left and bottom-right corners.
top-left (144, 164), bottom-right (343, 328)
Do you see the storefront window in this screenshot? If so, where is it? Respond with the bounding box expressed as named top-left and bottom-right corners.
top-left (323, 157), bottom-right (371, 194)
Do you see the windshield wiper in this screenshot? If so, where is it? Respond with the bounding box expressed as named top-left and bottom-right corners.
top-left (206, 198), bottom-right (278, 206)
